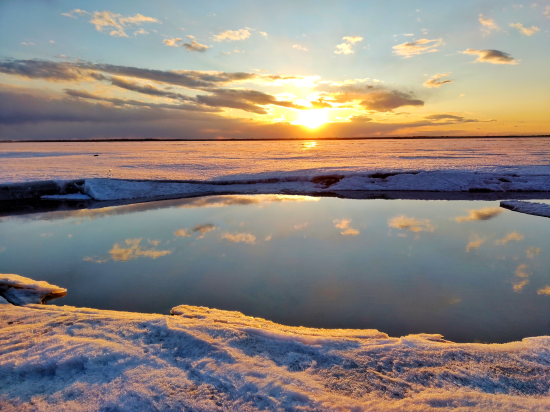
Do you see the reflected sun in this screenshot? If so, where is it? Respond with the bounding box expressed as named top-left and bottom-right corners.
top-left (295, 110), bottom-right (328, 129)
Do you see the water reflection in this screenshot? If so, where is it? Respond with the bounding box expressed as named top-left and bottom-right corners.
top-left (496, 232), bottom-right (525, 245)
top-left (1, 195), bottom-right (549, 343)
top-left (109, 238), bottom-right (172, 262)
top-left (454, 207), bottom-right (503, 222)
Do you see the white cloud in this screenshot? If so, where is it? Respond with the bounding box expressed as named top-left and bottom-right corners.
top-left (335, 36), bottom-right (363, 54)
top-left (182, 40), bottom-right (210, 52)
top-left (49, 40), bottom-right (55, 44)
top-left (134, 28), bottom-right (149, 36)
top-left (510, 23), bottom-right (540, 36)
top-left (213, 29), bottom-right (250, 42)
top-left (479, 14), bottom-right (500, 34)
top-left (163, 37), bottom-right (182, 47)
top-left (393, 38), bottom-right (443, 57)
top-left (293, 45), bottom-right (308, 51)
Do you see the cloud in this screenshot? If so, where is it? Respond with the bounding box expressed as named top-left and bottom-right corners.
top-left (546, 6), bottom-right (550, 18)
top-left (174, 229), bottom-right (191, 237)
top-left (510, 23), bottom-right (540, 36)
top-left (193, 224), bottom-right (217, 238)
top-left (333, 219), bottom-right (360, 236)
top-left (466, 237), bottom-right (486, 252)
top-left (293, 45), bottom-right (307, 51)
top-left (109, 238), bottom-right (171, 261)
top-left (62, 9), bottom-right (160, 38)
top-left (360, 90), bottom-right (423, 112)
top-left (479, 14), bottom-right (500, 34)
top-left (526, 247), bottom-right (541, 258)
top-left (182, 40), bottom-right (210, 52)
top-left (388, 215), bottom-right (435, 232)
top-left (393, 38), bottom-right (443, 57)
top-left (495, 232), bottom-right (525, 245)
top-left (294, 223), bottom-right (309, 230)
top-left (335, 36), bottom-right (363, 54)
top-left (20, 42), bottom-right (35, 46)
top-left (537, 286), bottom-right (550, 295)
top-left (454, 207), bottom-right (503, 222)
top-left (221, 232), bottom-right (256, 244)
top-left (109, 77), bottom-right (194, 101)
top-left (423, 73), bottom-right (453, 88)
top-left (462, 49), bottom-right (519, 65)
top-left (213, 29), bottom-right (250, 42)
top-left (163, 37), bottom-right (182, 47)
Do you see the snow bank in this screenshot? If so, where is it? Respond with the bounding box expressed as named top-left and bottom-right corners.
top-left (0, 274), bottom-right (67, 305)
top-left (41, 193), bottom-right (92, 200)
top-left (1, 301), bottom-right (550, 410)
top-left (501, 200), bottom-right (550, 218)
top-left (76, 171), bottom-right (550, 201)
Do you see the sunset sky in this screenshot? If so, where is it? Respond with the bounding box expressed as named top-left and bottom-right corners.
top-left (1, 0), bottom-right (549, 140)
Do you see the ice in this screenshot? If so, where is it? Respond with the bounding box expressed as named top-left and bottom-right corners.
top-left (41, 193), bottom-right (92, 200)
top-left (0, 274), bottom-right (67, 305)
top-left (1, 302), bottom-right (550, 410)
top-left (501, 200), bottom-right (550, 218)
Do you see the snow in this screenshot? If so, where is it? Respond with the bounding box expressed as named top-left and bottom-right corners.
top-left (41, 193), bottom-right (92, 200)
top-left (0, 305), bottom-right (549, 410)
top-left (501, 200), bottom-right (550, 218)
top-left (0, 274), bottom-right (67, 305)
top-left (70, 170), bottom-right (550, 202)
top-left (1, 293), bottom-right (550, 410)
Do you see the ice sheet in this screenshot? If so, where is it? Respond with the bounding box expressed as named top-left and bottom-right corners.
top-left (0, 274), bottom-right (67, 305)
top-left (501, 200), bottom-right (550, 218)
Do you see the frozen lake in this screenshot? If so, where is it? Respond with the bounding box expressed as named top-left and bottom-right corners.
top-left (2, 195), bottom-right (549, 343)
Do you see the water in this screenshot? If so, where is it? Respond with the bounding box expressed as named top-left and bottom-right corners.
top-left (1, 138), bottom-right (550, 183)
top-left (1, 195), bottom-right (549, 343)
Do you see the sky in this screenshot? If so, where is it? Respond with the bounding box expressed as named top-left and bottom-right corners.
top-left (0, 0), bottom-right (549, 140)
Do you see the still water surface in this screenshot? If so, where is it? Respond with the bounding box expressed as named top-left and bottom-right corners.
top-left (1, 195), bottom-right (549, 343)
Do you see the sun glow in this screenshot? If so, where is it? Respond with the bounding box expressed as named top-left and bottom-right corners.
top-left (295, 110), bottom-right (328, 129)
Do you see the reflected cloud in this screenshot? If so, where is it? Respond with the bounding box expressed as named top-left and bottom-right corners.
top-left (454, 207), bottom-right (503, 222)
top-left (193, 223), bottom-right (217, 239)
top-left (221, 232), bottom-right (256, 244)
top-left (174, 229), bottom-right (191, 237)
top-left (83, 256), bottom-right (108, 264)
top-left (179, 195), bottom-right (320, 209)
top-left (512, 264), bottom-right (531, 292)
top-left (333, 219), bottom-right (360, 236)
top-left (526, 247), bottom-right (541, 259)
top-left (537, 286), bottom-right (550, 296)
top-left (388, 215), bottom-right (434, 233)
top-left (466, 236), bottom-right (486, 252)
top-left (495, 232), bottom-right (525, 245)
top-left (109, 238), bottom-right (171, 261)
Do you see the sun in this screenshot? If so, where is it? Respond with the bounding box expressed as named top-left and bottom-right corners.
top-left (295, 110), bottom-right (328, 129)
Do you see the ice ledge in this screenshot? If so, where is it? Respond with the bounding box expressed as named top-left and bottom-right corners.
top-left (0, 273), bottom-right (67, 305)
top-left (501, 200), bottom-right (550, 218)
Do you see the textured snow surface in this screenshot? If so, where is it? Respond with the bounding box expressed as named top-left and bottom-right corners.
top-left (77, 170), bottom-right (550, 201)
top-left (1, 303), bottom-right (550, 411)
top-left (0, 274), bottom-right (67, 306)
top-left (501, 200), bottom-right (550, 218)
top-left (41, 193), bottom-right (92, 200)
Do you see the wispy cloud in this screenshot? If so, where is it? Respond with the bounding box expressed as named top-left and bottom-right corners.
top-left (293, 45), bottom-right (308, 51)
top-left (510, 23), bottom-right (539, 36)
top-left (213, 29), bottom-right (250, 42)
top-left (423, 73), bottom-right (453, 88)
top-left (495, 232), bottom-right (525, 245)
top-left (479, 14), bottom-right (500, 34)
top-left (393, 38), bottom-right (443, 57)
top-left (62, 9), bottom-right (160, 38)
top-left (182, 40), bottom-right (210, 52)
top-left (388, 215), bottom-right (435, 232)
top-left (221, 232), bottom-right (256, 244)
top-left (454, 207), bottom-right (503, 222)
top-left (109, 238), bottom-right (171, 261)
top-left (333, 219), bottom-right (360, 236)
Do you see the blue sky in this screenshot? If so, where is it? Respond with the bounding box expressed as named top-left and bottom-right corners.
top-left (0, 0), bottom-right (549, 139)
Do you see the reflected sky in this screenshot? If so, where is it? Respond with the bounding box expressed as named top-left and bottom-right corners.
top-left (1, 195), bottom-right (549, 343)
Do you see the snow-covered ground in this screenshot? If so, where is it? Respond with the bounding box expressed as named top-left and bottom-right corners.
top-left (501, 200), bottom-right (550, 218)
top-left (1, 274), bottom-right (550, 411)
